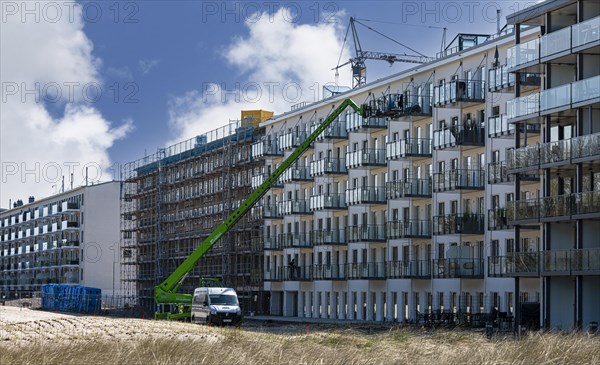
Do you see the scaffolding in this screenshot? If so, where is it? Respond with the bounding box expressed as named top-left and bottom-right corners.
top-left (120, 120), bottom-right (267, 314)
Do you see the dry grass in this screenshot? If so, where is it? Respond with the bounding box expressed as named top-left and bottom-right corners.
top-left (1, 308), bottom-right (599, 365)
top-left (1, 323), bottom-right (599, 365)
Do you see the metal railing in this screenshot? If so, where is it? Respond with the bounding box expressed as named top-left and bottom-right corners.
top-left (386, 138), bottom-right (432, 159)
top-left (386, 220), bottom-right (432, 239)
top-left (386, 179), bottom-right (432, 199)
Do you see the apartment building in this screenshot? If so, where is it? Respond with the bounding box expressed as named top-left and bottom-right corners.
top-left (502, 0), bottom-right (600, 330)
top-left (253, 2), bottom-right (598, 330)
top-left (121, 114), bottom-right (269, 314)
top-left (0, 182), bottom-right (121, 298)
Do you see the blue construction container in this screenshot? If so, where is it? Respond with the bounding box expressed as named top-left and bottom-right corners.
top-left (41, 284), bottom-right (102, 314)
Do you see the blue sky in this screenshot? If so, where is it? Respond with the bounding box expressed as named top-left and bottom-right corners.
top-left (1, 0), bottom-right (533, 204)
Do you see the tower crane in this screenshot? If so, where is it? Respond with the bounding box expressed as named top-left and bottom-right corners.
top-left (333, 17), bottom-right (435, 88)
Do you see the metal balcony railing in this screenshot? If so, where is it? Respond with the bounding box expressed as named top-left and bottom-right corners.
top-left (387, 260), bottom-right (431, 278)
top-left (314, 120), bottom-right (348, 140)
top-left (386, 138), bottom-right (432, 159)
top-left (386, 220), bottom-right (432, 239)
top-left (346, 225), bottom-right (386, 242)
top-left (263, 204), bottom-right (283, 219)
top-left (280, 166), bottom-right (313, 183)
top-left (346, 149), bottom-right (386, 168)
top-left (385, 179), bottom-right (432, 199)
top-left (433, 80), bottom-right (485, 106)
top-left (488, 209), bottom-right (510, 230)
top-left (347, 262), bottom-right (386, 279)
top-left (309, 193), bottom-right (346, 210)
top-left (346, 186), bottom-right (386, 205)
top-left (310, 157), bottom-right (347, 176)
top-left (434, 214), bottom-right (485, 235)
top-left (433, 123), bottom-right (485, 149)
top-left (508, 191), bottom-right (600, 223)
top-left (433, 169), bottom-right (485, 191)
top-left (277, 200), bottom-right (312, 215)
top-left (311, 229), bottom-right (346, 245)
top-left (278, 232), bottom-right (312, 248)
top-left (251, 139), bottom-right (282, 158)
top-left (432, 259), bottom-right (484, 278)
top-left (487, 253), bottom-right (540, 277)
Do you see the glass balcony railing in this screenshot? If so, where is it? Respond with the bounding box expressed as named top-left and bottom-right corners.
top-left (507, 37), bottom-right (539, 69)
top-left (386, 138), bottom-right (432, 159)
top-left (346, 113), bottom-right (387, 131)
top-left (386, 220), bottom-right (432, 239)
top-left (345, 186), bottom-right (386, 205)
top-left (488, 208), bottom-right (510, 230)
top-left (346, 149), bottom-right (386, 168)
top-left (433, 214), bottom-right (485, 235)
top-left (433, 122), bottom-right (485, 149)
top-left (263, 204), bottom-right (283, 219)
top-left (488, 115), bottom-right (513, 137)
top-left (487, 253), bottom-right (540, 277)
top-left (311, 229), bottom-right (346, 245)
top-left (508, 191), bottom-right (600, 223)
top-left (278, 128), bottom-right (308, 150)
top-left (309, 193), bottom-right (346, 210)
top-left (278, 232), bottom-right (312, 248)
top-left (251, 139), bottom-right (282, 158)
top-left (432, 259), bottom-right (484, 278)
top-left (572, 16), bottom-right (600, 48)
top-left (433, 169), bottom-right (485, 191)
top-left (507, 76), bottom-right (599, 120)
top-left (310, 157), bottom-right (347, 176)
top-left (507, 132), bottom-right (600, 171)
top-left (347, 262), bottom-right (386, 280)
top-left (540, 26), bottom-right (571, 58)
top-left (346, 225), bottom-right (386, 242)
top-left (385, 179), bottom-right (432, 199)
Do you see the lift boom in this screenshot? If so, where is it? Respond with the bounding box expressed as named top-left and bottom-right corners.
top-left (154, 98), bottom-right (362, 319)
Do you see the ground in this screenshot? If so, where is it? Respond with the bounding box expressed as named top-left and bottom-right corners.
top-left (1, 304), bottom-right (599, 365)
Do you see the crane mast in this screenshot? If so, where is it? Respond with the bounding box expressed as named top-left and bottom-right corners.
top-left (154, 99), bottom-right (362, 320)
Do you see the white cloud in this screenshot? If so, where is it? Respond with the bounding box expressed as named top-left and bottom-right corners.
top-left (139, 59), bottom-right (160, 75)
top-left (166, 7), bottom-right (351, 145)
top-left (0, 4), bottom-right (132, 207)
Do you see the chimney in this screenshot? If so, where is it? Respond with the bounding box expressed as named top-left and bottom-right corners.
top-left (28, 196), bottom-right (35, 204)
top-left (496, 9), bottom-right (501, 35)
top-left (16, 199), bottom-right (23, 207)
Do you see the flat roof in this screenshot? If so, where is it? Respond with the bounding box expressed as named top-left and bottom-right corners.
top-left (506, 0), bottom-right (576, 25)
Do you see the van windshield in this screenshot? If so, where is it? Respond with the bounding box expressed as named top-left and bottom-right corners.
top-left (209, 294), bottom-right (238, 306)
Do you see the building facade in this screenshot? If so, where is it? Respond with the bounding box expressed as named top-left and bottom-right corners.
top-left (504, 0), bottom-right (600, 330)
top-left (121, 118), bottom-right (268, 314)
top-left (253, 0), bottom-right (599, 330)
top-left (0, 182), bottom-right (122, 298)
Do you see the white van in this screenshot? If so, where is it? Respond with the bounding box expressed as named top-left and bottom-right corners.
top-left (191, 287), bottom-right (242, 326)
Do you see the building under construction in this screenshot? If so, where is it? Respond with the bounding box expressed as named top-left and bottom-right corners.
top-left (121, 110), bottom-right (272, 314)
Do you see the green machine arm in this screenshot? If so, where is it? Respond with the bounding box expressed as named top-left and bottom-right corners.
top-left (154, 99), bottom-right (362, 317)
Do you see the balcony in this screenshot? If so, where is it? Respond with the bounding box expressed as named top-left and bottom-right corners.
top-left (507, 37), bottom-right (540, 71)
top-left (487, 161), bottom-right (539, 184)
top-left (314, 120), bottom-right (348, 140)
top-left (432, 259), bottom-right (484, 278)
top-left (434, 214), bottom-right (485, 235)
top-left (488, 115), bottom-right (541, 139)
top-left (346, 113), bottom-right (387, 131)
top-left (346, 225), bottom-right (386, 242)
top-left (347, 262), bottom-right (386, 280)
top-left (433, 80), bottom-right (485, 107)
top-left (385, 179), bottom-right (432, 199)
top-left (507, 132), bottom-right (600, 173)
top-left (374, 93), bottom-right (432, 119)
top-left (277, 200), bottom-right (312, 215)
top-left (386, 138), bottom-right (432, 159)
top-left (310, 157), bottom-right (347, 176)
top-left (251, 139), bottom-right (283, 158)
top-left (386, 220), bottom-right (432, 239)
top-left (433, 169), bottom-right (485, 192)
top-left (433, 123), bottom-right (485, 150)
top-left (312, 264), bottom-right (347, 280)
top-left (278, 232), bottom-right (312, 248)
top-left (345, 186), bottom-right (386, 205)
top-left (508, 191), bottom-right (600, 224)
top-left (309, 193), bottom-right (346, 210)
top-left (274, 265), bottom-right (313, 281)
top-left (506, 75), bottom-right (600, 122)
top-left (280, 166), bottom-right (313, 183)
top-left (387, 260), bottom-right (431, 279)
top-left (311, 229), bottom-right (346, 246)
top-left (542, 248), bottom-right (600, 275)
top-left (346, 149), bottom-right (386, 168)
top-left (487, 253), bottom-right (540, 277)
top-left (61, 221), bottom-right (79, 230)
top-left (263, 204), bottom-right (283, 219)
top-left (488, 209), bottom-right (510, 230)
top-left (278, 129), bottom-right (308, 150)
top-left (488, 66), bottom-right (541, 93)
top-left (264, 235), bottom-right (282, 250)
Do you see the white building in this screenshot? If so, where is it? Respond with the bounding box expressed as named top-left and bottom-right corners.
top-left (0, 182), bottom-right (122, 298)
top-left (252, 0), bottom-right (599, 330)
